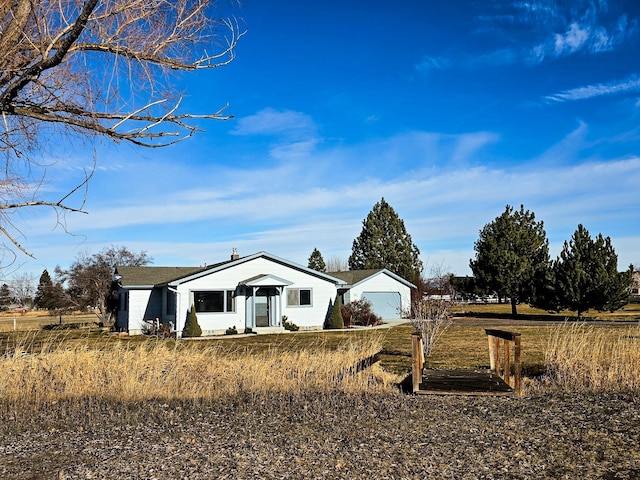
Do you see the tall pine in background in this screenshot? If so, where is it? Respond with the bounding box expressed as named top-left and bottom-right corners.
top-left (308, 248), bottom-right (326, 272)
top-left (470, 205), bottom-right (550, 317)
top-left (553, 224), bottom-right (633, 318)
top-left (0, 283), bottom-right (11, 311)
top-left (349, 198), bottom-right (423, 282)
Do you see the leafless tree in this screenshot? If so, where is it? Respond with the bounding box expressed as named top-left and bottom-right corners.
top-left (9, 272), bottom-right (36, 310)
top-left (55, 245), bottom-right (152, 326)
top-left (0, 0), bottom-right (245, 260)
top-left (410, 263), bottom-right (456, 358)
top-left (326, 256), bottom-right (349, 273)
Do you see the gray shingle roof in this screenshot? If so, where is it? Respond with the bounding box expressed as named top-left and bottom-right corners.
top-left (327, 269), bottom-right (384, 285)
top-left (115, 266), bottom-right (207, 287)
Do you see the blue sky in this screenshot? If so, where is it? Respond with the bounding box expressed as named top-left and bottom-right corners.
top-left (10, 0), bottom-right (640, 281)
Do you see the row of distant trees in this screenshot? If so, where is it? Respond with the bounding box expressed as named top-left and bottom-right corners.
top-left (1, 246), bottom-right (151, 324)
top-left (307, 200), bottom-right (635, 319)
top-left (469, 205), bottom-right (633, 318)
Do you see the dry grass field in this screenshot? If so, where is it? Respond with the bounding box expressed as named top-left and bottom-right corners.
top-left (0, 304), bottom-right (639, 479)
top-left (0, 311), bottom-right (98, 332)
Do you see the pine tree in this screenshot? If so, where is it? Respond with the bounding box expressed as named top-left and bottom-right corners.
top-left (308, 248), bottom-right (327, 272)
top-left (349, 198), bottom-right (423, 282)
top-left (0, 283), bottom-right (11, 311)
top-left (470, 204), bottom-right (550, 317)
top-left (554, 224), bottom-right (633, 318)
top-left (183, 304), bottom-right (203, 337)
top-left (34, 269), bottom-right (54, 310)
top-left (326, 294), bottom-right (344, 329)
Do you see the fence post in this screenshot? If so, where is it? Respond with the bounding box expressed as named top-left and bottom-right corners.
top-left (504, 338), bottom-right (511, 386)
top-left (487, 333), bottom-right (495, 370)
top-left (411, 332), bottom-right (423, 393)
top-left (514, 334), bottom-right (522, 396)
top-left (493, 336), bottom-right (500, 376)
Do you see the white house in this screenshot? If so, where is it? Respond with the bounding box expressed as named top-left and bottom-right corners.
top-left (114, 251), bottom-right (415, 336)
top-left (331, 269), bottom-right (414, 319)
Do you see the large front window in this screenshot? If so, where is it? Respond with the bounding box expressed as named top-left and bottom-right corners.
top-left (194, 290), bottom-right (235, 313)
top-left (287, 288), bottom-right (312, 307)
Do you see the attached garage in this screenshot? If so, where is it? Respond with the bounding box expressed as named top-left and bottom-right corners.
top-left (361, 291), bottom-right (402, 319)
top-left (329, 269), bottom-right (414, 321)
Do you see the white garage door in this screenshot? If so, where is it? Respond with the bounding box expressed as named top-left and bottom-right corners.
top-left (362, 292), bottom-right (401, 320)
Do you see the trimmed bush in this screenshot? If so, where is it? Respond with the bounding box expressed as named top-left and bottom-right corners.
top-left (182, 305), bottom-right (202, 337)
top-left (282, 315), bottom-right (299, 331)
top-left (326, 294), bottom-right (344, 329)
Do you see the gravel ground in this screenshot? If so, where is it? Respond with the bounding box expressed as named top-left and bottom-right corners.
top-left (0, 392), bottom-right (638, 480)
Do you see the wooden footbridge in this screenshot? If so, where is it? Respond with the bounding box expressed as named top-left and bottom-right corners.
top-left (411, 329), bottom-right (522, 397)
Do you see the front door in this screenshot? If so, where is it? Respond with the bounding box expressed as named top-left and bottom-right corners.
top-left (255, 290), bottom-right (270, 327)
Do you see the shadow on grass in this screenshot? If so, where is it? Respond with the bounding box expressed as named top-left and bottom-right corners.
top-left (457, 311), bottom-right (580, 322)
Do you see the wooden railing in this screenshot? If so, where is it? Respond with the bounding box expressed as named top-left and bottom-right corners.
top-left (411, 332), bottom-right (425, 393)
top-left (485, 329), bottom-right (522, 396)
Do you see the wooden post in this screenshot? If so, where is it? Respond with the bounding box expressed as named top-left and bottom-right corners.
top-left (486, 329), bottom-right (523, 396)
top-left (493, 336), bottom-right (500, 376)
top-left (487, 334), bottom-right (495, 370)
top-left (503, 338), bottom-right (511, 386)
top-left (514, 334), bottom-right (522, 396)
top-left (411, 332), bottom-right (423, 393)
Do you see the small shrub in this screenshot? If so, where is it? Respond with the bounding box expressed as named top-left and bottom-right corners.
top-left (342, 299), bottom-right (381, 327)
top-left (282, 316), bottom-right (299, 331)
top-left (326, 295), bottom-right (344, 329)
top-left (225, 326), bottom-right (238, 335)
top-left (182, 305), bottom-right (202, 337)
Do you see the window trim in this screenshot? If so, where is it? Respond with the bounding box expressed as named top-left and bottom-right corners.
top-left (286, 288), bottom-right (313, 307)
top-left (192, 289), bottom-right (236, 313)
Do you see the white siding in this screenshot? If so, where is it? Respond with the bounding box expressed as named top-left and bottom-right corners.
top-left (173, 257), bottom-right (337, 334)
top-left (127, 289), bottom-right (155, 334)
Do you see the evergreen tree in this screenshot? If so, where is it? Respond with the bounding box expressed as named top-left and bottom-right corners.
top-left (183, 304), bottom-right (203, 337)
top-left (34, 269), bottom-right (54, 310)
top-left (326, 294), bottom-right (344, 329)
top-left (308, 248), bottom-right (327, 272)
top-left (470, 204), bottom-right (550, 317)
top-left (0, 283), bottom-right (11, 311)
top-left (553, 224), bottom-right (633, 318)
top-left (349, 198), bottom-right (423, 282)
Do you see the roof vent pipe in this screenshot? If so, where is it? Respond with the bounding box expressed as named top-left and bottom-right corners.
top-left (231, 248), bottom-right (239, 260)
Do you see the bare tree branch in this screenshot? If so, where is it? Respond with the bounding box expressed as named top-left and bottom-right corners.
top-left (0, 0), bottom-right (244, 259)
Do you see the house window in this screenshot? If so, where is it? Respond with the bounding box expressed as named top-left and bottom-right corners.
top-left (287, 288), bottom-right (312, 307)
top-left (166, 289), bottom-right (176, 315)
top-left (194, 290), bottom-right (235, 313)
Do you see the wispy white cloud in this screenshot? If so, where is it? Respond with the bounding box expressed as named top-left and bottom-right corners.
top-left (426, 2), bottom-right (638, 70)
top-left (415, 55), bottom-right (450, 72)
top-left (529, 6), bottom-right (636, 63)
top-left (545, 75), bottom-right (640, 102)
top-left (17, 111), bottom-right (640, 278)
top-left (231, 108), bottom-right (318, 139)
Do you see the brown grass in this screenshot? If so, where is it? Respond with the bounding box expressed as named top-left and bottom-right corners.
top-left (0, 311), bottom-right (99, 332)
top-left (540, 322), bottom-right (640, 393)
top-left (0, 332), bottom-right (398, 409)
top-left (1, 301), bottom-right (639, 411)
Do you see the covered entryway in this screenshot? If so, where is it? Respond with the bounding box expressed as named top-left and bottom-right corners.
top-left (254, 287), bottom-right (274, 327)
top-left (241, 274), bottom-right (293, 331)
top-left (362, 291), bottom-right (402, 320)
